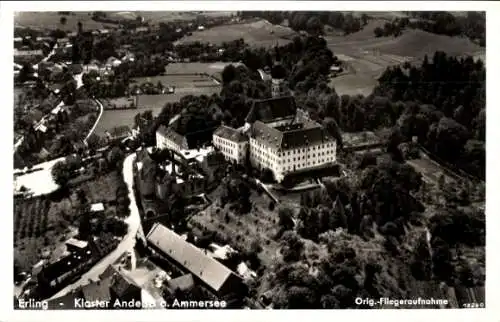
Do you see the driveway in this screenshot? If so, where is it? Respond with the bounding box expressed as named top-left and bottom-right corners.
top-left (49, 153), bottom-right (141, 299)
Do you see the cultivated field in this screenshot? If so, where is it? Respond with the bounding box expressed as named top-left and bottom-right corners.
top-left (14, 12), bottom-right (115, 31)
top-left (175, 19), bottom-right (297, 47)
top-left (138, 11), bottom-right (235, 24)
top-left (14, 11), bottom-right (235, 31)
top-left (14, 171), bottom-right (122, 272)
top-left (132, 73), bottom-right (220, 88)
top-left (165, 62), bottom-right (244, 81)
top-left (95, 69), bottom-right (222, 135)
top-left (326, 19), bottom-right (484, 96)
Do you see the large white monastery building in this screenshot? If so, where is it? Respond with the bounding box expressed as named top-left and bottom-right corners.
top-left (212, 96), bottom-right (337, 182)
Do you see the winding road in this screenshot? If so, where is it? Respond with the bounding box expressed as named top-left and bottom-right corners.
top-left (49, 153), bottom-right (141, 300)
top-left (84, 99), bottom-right (104, 144)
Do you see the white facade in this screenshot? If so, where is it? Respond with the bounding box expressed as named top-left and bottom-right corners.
top-left (249, 138), bottom-right (337, 182)
top-left (213, 134), bottom-right (248, 164)
top-left (156, 132), bottom-right (181, 153)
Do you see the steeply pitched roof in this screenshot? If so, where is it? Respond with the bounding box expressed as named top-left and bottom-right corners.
top-left (245, 96), bottom-right (296, 123)
top-left (146, 223), bottom-right (241, 293)
top-left (111, 270), bottom-right (141, 298)
top-left (251, 120), bottom-right (333, 150)
top-left (213, 125), bottom-right (248, 143)
top-left (157, 125), bottom-right (188, 148)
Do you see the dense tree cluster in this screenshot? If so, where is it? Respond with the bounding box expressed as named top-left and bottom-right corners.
top-left (269, 230), bottom-right (405, 309)
top-left (81, 71), bottom-right (128, 98)
top-left (51, 155), bottom-right (83, 187)
top-left (407, 11), bottom-right (485, 46)
top-left (238, 11), bottom-right (368, 35)
top-left (375, 52), bottom-right (485, 179)
top-left (296, 155), bottom-right (423, 243)
top-left (219, 174), bottom-right (252, 214)
top-left (375, 12), bottom-right (485, 46)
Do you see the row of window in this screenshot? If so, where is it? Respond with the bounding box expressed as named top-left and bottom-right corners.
top-left (214, 136), bottom-right (238, 149)
top-left (282, 157), bottom-right (335, 172)
top-left (280, 142), bottom-right (335, 156)
top-left (282, 149), bottom-right (335, 164)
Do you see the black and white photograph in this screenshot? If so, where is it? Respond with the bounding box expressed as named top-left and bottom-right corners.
top-left (2, 1), bottom-right (497, 320)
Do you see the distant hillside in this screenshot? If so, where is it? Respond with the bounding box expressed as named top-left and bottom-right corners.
top-left (364, 29), bottom-right (484, 58)
top-left (175, 19), bottom-right (297, 47)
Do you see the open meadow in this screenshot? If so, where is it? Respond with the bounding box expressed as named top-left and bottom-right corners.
top-left (175, 19), bottom-right (297, 47)
top-left (95, 89), bottom-right (219, 135)
top-left (15, 12), bottom-right (115, 31)
top-left (95, 67), bottom-right (222, 135)
top-left (326, 19), bottom-right (484, 96)
top-left (14, 11), bottom-right (235, 31)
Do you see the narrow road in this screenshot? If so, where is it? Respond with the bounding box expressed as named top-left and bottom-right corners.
top-left (49, 153), bottom-right (141, 300)
top-left (84, 99), bottom-right (104, 144)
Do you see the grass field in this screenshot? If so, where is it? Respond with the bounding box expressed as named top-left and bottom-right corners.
top-left (132, 73), bottom-right (219, 88)
top-left (14, 11), bottom-right (235, 31)
top-left (189, 186), bottom-right (281, 266)
top-left (175, 19), bottom-right (296, 47)
top-left (14, 12), bottom-right (115, 31)
top-left (14, 171), bottom-right (122, 272)
top-left (95, 67), bottom-right (222, 135)
top-left (326, 19), bottom-right (484, 96)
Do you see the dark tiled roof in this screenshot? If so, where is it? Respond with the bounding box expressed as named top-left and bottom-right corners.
top-left (146, 223), bottom-right (241, 293)
top-left (110, 270), bottom-right (141, 298)
top-left (81, 278), bottom-right (112, 302)
top-left (251, 120), bottom-right (333, 150)
top-left (157, 125), bottom-right (188, 149)
top-left (39, 248), bottom-right (92, 283)
top-left (213, 125), bottom-right (248, 143)
top-left (245, 96), bottom-right (296, 123)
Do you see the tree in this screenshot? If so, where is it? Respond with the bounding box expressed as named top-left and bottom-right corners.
top-left (323, 117), bottom-right (343, 149)
top-left (278, 206), bottom-right (295, 232)
top-left (374, 27), bottom-right (384, 37)
top-left (260, 168), bottom-right (275, 183)
top-left (107, 146), bottom-right (125, 170)
top-left (51, 161), bottom-right (72, 187)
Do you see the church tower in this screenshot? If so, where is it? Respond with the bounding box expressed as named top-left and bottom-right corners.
top-left (270, 63), bottom-right (289, 98)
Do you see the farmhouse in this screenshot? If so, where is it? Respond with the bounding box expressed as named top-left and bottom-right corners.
top-left (146, 223), bottom-right (245, 305)
top-left (156, 125), bottom-right (189, 153)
